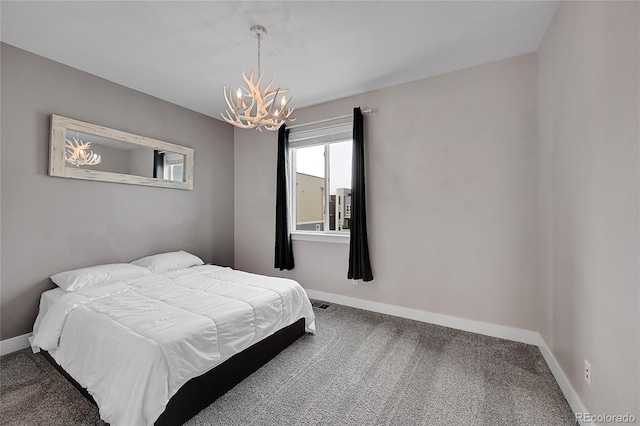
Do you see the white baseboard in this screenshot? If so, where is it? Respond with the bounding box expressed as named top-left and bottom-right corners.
top-left (0, 333), bottom-right (32, 356)
top-left (305, 289), bottom-right (540, 345)
top-left (538, 339), bottom-right (594, 425)
top-left (305, 288), bottom-right (591, 425)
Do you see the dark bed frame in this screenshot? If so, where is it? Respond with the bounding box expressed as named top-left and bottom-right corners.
top-left (41, 318), bottom-right (306, 426)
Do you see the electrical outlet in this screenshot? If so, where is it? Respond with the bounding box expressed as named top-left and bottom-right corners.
top-left (584, 360), bottom-right (591, 386)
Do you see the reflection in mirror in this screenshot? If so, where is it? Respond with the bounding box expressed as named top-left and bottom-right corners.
top-left (153, 151), bottom-right (185, 182)
top-left (50, 115), bottom-right (194, 190)
top-left (64, 130), bottom-right (186, 183)
top-left (65, 135), bottom-right (102, 167)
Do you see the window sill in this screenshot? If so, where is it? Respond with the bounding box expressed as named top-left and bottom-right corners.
top-left (291, 232), bottom-right (350, 244)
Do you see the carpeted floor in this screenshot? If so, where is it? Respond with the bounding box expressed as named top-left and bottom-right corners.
top-left (1, 303), bottom-right (576, 425)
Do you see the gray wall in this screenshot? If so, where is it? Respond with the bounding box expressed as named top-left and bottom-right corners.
top-left (0, 43), bottom-right (235, 340)
top-left (538, 2), bottom-right (639, 417)
top-left (234, 53), bottom-right (542, 332)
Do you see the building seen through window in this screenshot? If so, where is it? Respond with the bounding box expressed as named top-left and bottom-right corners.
top-left (292, 139), bottom-right (352, 233)
top-left (297, 173), bottom-right (351, 232)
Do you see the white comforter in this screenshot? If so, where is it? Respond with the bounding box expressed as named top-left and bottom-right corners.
top-left (30, 265), bottom-right (315, 426)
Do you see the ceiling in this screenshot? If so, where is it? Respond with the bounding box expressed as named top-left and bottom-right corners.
top-left (1, 1), bottom-right (558, 120)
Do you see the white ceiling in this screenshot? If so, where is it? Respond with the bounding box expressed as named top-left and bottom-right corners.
top-left (1, 1), bottom-right (558, 120)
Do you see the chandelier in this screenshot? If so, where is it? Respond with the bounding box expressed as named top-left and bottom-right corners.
top-left (222, 25), bottom-right (295, 132)
top-left (65, 137), bottom-right (102, 167)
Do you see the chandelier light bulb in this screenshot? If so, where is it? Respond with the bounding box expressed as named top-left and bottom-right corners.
top-left (236, 88), bottom-right (242, 105)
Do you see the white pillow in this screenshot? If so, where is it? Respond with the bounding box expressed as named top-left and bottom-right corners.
top-left (51, 263), bottom-right (152, 292)
top-left (130, 250), bottom-right (204, 274)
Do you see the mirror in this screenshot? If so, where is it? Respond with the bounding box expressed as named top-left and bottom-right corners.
top-left (49, 115), bottom-right (194, 190)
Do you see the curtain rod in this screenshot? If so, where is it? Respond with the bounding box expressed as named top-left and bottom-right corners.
top-left (287, 107), bottom-right (372, 130)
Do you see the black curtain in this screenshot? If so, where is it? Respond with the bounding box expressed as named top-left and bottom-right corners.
top-left (153, 150), bottom-right (165, 179)
top-left (274, 125), bottom-right (295, 270)
top-left (348, 107), bottom-right (373, 281)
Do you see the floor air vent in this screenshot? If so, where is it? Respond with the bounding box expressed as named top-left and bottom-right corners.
top-left (311, 301), bottom-right (331, 309)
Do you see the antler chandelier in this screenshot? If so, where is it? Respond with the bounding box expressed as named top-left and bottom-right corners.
top-left (65, 137), bottom-right (102, 167)
top-left (222, 25), bottom-right (295, 132)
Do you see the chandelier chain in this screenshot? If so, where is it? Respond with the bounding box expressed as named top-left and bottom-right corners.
top-left (257, 34), bottom-right (261, 76)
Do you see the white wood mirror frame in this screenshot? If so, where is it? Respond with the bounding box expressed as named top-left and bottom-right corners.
top-left (49, 114), bottom-right (194, 190)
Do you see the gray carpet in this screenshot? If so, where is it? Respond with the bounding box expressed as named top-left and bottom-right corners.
top-left (1, 303), bottom-right (575, 425)
top-left (0, 348), bottom-right (103, 425)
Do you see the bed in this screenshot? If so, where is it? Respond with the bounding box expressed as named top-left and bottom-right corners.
top-left (30, 263), bottom-right (316, 426)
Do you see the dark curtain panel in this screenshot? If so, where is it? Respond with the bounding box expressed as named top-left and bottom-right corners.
top-left (274, 125), bottom-right (295, 270)
top-left (348, 107), bottom-right (373, 281)
top-left (153, 150), bottom-right (165, 179)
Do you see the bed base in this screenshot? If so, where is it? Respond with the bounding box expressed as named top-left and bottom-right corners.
top-left (41, 318), bottom-right (306, 426)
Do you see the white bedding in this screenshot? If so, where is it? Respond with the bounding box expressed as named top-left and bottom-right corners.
top-left (30, 265), bottom-right (315, 426)
top-left (31, 287), bottom-right (66, 335)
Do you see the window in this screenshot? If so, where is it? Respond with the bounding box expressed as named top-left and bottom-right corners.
top-left (289, 123), bottom-right (352, 236)
top-left (163, 153), bottom-right (185, 182)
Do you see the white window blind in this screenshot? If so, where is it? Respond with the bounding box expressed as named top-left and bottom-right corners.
top-left (288, 123), bottom-right (352, 148)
